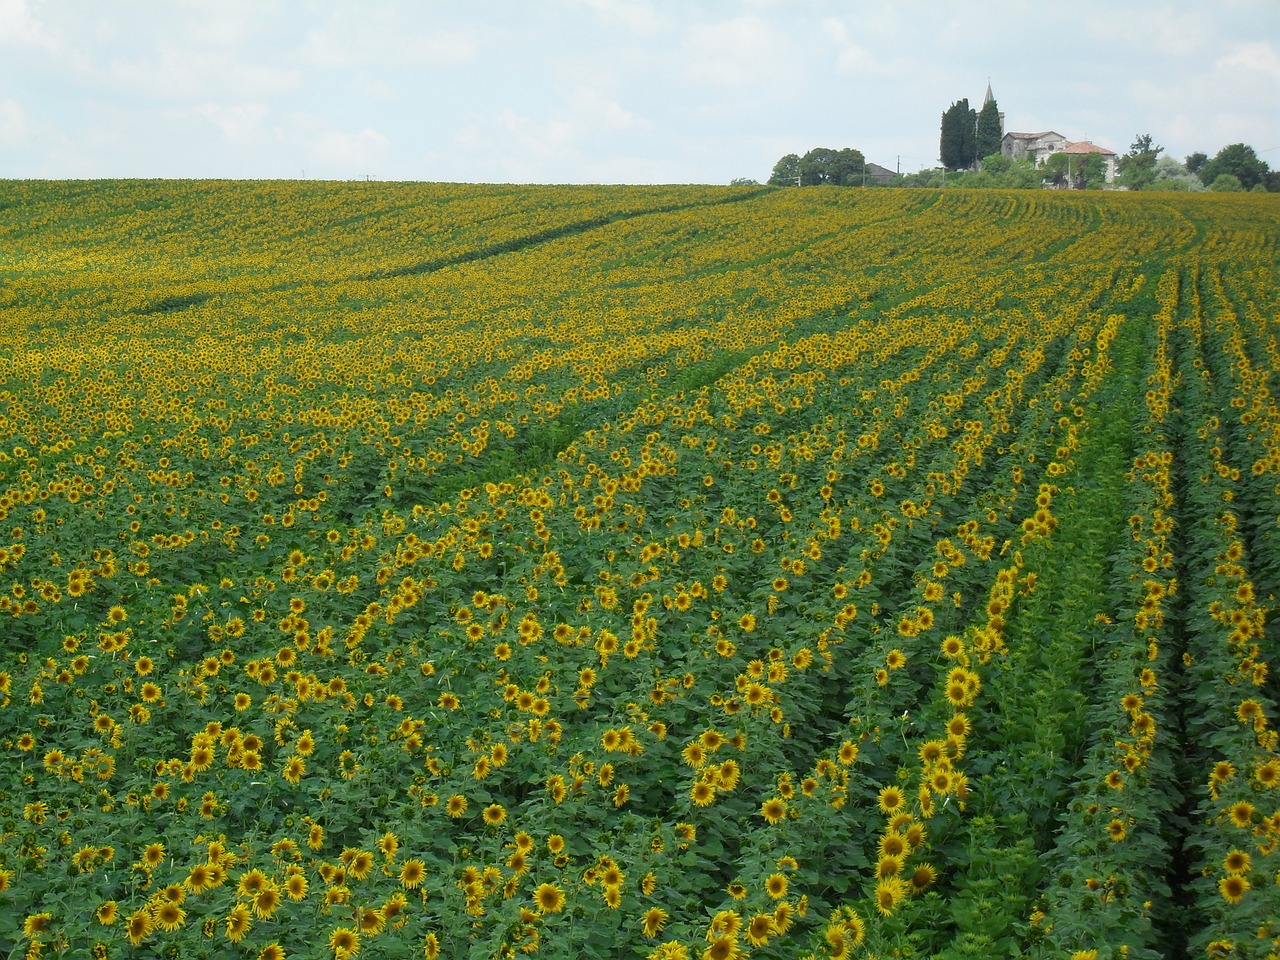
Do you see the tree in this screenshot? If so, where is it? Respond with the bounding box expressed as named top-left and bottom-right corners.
top-left (1209, 173), bottom-right (1244, 192)
top-left (1044, 152), bottom-right (1106, 190)
top-left (964, 152), bottom-right (1043, 190)
top-left (799, 147), bottom-right (865, 186)
top-left (975, 97), bottom-right (1002, 163)
top-left (1118, 133), bottom-right (1163, 190)
top-left (729, 177), bottom-right (759, 186)
top-left (1184, 152), bottom-right (1207, 176)
top-left (940, 99), bottom-right (977, 171)
top-left (767, 154), bottom-right (801, 186)
top-left (1197, 144), bottom-right (1270, 192)
top-left (1151, 155), bottom-right (1204, 192)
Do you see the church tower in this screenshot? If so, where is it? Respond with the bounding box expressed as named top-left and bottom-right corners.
top-left (984, 81), bottom-right (1005, 137)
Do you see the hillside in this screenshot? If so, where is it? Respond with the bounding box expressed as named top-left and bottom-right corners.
top-left (0, 181), bottom-right (1278, 959)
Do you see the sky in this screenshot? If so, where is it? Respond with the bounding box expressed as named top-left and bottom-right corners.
top-left (1, 0), bottom-right (1278, 183)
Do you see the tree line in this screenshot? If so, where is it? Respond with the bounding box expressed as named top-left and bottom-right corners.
top-left (751, 94), bottom-right (1274, 192)
top-left (765, 147), bottom-right (869, 187)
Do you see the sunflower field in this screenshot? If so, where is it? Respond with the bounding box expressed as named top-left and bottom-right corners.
top-left (0, 179), bottom-right (1277, 960)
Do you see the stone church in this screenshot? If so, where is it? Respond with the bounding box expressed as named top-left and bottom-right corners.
top-left (988, 83), bottom-right (1119, 183)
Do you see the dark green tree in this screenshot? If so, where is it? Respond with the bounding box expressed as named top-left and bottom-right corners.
top-left (1118, 134), bottom-right (1163, 190)
top-left (1197, 143), bottom-right (1270, 191)
top-left (1184, 152), bottom-right (1207, 176)
top-left (940, 99), bottom-right (977, 171)
top-left (975, 97), bottom-right (1002, 163)
top-left (799, 147), bottom-right (866, 186)
top-left (767, 154), bottom-right (801, 186)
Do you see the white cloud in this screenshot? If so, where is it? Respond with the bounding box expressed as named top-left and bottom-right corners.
top-left (105, 47), bottom-right (300, 102)
top-left (299, 8), bottom-right (478, 69)
top-left (308, 125), bottom-right (391, 172)
top-left (0, 97), bottom-right (34, 146)
top-left (1216, 41), bottom-right (1280, 80)
top-left (192, 102), bottom-right (269, 144)
top-left (822, 17), bottom-right (878, 76)
top-left (449, 86), bottom-right (646, 182)
top-left (576, 0), bottom-right (668, 35)
top-left (0, 0), bottom-right (55, 50)
top-left (682, 15), bottom-right (792, 89)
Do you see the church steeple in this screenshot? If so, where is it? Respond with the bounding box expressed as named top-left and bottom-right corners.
top-left (983, 79), bottom-right (1004, 138)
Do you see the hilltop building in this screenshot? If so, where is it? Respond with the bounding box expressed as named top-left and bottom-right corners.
top-left (994, 85), bottom-right (1118, 184)
top-left (1001, 130), bottom-right (1068, 164)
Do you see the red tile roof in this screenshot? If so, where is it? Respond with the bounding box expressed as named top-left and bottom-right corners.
top-left (1062, 140), bottom-right (1116, 155)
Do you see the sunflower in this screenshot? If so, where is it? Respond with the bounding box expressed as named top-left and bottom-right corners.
top-left (1219, 874), bottom-right (1250, 904)
top-left (358, 908), bottom-right (385, 935)
top-left (285, 872), bottom-right (308, 900)
top-left (746, 912), bottom-right (774, 947)
top-left (878, 831), bottom-right (907, 859)
top-left (349, 850), bottom-right (375, 881)
top-left (141, 842), bottom-right (166, 869)
top-left (1255, 760), bottom-right (1279, 788)
top-left (533, 883), bottom-right (566, 914)
top-left (760, 798), bottom-right (786, 824)
top-left (225, 905), bottom-right (251, 943)
top-left (1227, 801), bottom-right (1255, 828)
top-left (682, 742), bottom-right (707, 768)
top-left (703, 935), bottom-right (740, 960)
top-left (23, 912), bottom-right (51, 937)
top-left (254, 884), bottom-right (281, 919)
top-left (641, 906), bottom-right (669, 938)
top-left (400, 859), bottom-right (425, 889)
top-left (874, 877), bottom-right (906, 916)
top-left (691, 781), bottom-right (716, 806)
top-left (96, 901), bottom-right (118, 925)
top-left (153, 901), bottom-right (187, 932)
top-left (764, 873), bottom-right (788, 899)
top-left (127, 908), bottom-right (154, 945)
top-left (238, 869), bottom-right (268, 897)
top-left (877, 786), bottom-right (905, 815)
top-left (1223, 850), bottom-right (1251, 875)
top-left (875, 854), bottom-right (904, 879)
top-left (909, 863), bottom-right (938, 893)
top-left (328, 926), bottom-right (360, 959)
top-left (446, 795), bottom-right (468, 818)
top-left (483, 803), bottom-right (506, 825)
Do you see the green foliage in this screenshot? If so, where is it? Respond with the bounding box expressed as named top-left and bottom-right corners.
top-left (768, 148), bottom-right (867, 187)
top-left (940, 99), bottom-right (977, 171)
top-left (975, 98), bottom-right (1002, 162)
top-left (1118, 133), bottom-right (1163, 190)
top-left (1043, 152), bottom-right (1107, 190)
top-left (767, 153), bottom-right (801, 186)
top-left (799, 147), bottom-right (866, 186)
top-left (1, 182), bottom-right (1278, 960)
top-left (1197, 143), bottom-right (1271, 191)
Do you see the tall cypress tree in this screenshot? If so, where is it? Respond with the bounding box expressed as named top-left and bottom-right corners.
top-left (940, 99), bottom-right (977, 171)
top-left (976, 97), bottom-right (1002, 163)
